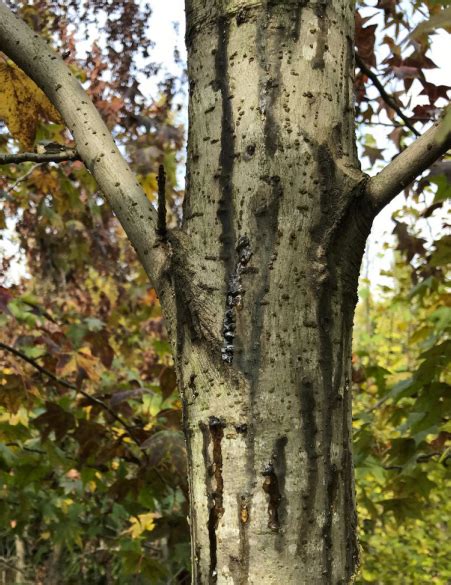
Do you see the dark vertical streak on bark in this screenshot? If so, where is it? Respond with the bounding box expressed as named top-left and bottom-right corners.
top-left (312, 1), bottom-right (329, 71)
top-left (209, 418), bottom-right (225, 522)
top-left (209, 417), bottom-right (225, 583)
top-left (298, 376), bottom-right (318, 556)
top-left (216, 15), bottom-right (239, 368)
top-left (201, 417), bottom-right (225, 584)
top-left (216, 16), bottom-right (235, 278)
top-left (199, 421), bottom-right (214, 582)
top-left (261, 6), bottom-right (282, 157)
top-left (345, 34), bottom-right (357, 160)
top-left (291, 2), bottom-right (306, 41)
top-left (264, 78), bottom-right (280, 158)
top-left (274, 435), bottom-right (288, 552)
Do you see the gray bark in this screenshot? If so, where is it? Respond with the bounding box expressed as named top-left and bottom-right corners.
top-left (171, 1), bottom-right (371, 582)
top-left (1, 1), bottom-right (450, 584)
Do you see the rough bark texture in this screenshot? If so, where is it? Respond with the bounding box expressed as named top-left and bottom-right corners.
top-left (169, 1), bottom-right (371, 583)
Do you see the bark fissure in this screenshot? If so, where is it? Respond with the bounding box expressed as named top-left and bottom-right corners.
top-left (201, 417), bottom-right (226, 583)
top-left (261, 435), bottom-right (287, 538)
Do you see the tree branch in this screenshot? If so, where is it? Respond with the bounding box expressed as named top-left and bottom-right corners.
top-left (0, 150), bottom-right (80, 164)
top-left (0, 340), bottom-right (142, 448)
top-left (355, 54), bottom-right (420, 137)
top-left (365, 117), bottom-right (451, 211)
top-left (0, 2), bottom-right (167, 287)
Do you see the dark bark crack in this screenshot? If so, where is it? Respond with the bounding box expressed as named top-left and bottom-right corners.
top-left (262, 462), bottom-right (282, 532)
top-left (201, 416), bottom-right (226, 584)
top-left (261, 436), bottom-right (287, 534)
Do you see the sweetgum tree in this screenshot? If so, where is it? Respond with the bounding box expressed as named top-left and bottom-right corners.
top-left (0, 1), bottom-right (449, 583)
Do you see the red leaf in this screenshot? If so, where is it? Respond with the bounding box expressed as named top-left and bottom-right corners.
top-left (420, 81), bottom-right (450, 105)
top-left (355, 12), bottom-right (377, 67)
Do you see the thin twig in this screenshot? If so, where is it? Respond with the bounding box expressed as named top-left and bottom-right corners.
top-left (368, 394), bottom-right (390, 413)
top-left (5, 162), bottom-right (43, 194)
top-left (358, 121), bottom-right (403, 128)
top-left (157, 164), bottom-right (167, 237)
top-left (0, 340), bottom-right (142, 448)
top-left (356, 54), bottom-right (420, 137)
top-left (0, 150), bottom-right (80, 164)
top-left (384, 451), bottom-right (448, 471)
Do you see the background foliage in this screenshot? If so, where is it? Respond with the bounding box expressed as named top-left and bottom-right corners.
top-left (0, 0), bottom-right (449, 583)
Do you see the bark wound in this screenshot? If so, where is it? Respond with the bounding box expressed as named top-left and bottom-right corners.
top-left (201, 416), bottom-right (225, 583)
top-left (222, 236), bottom-right (252, 363)
top-left (261, 436), bottom-right (287, 533)
top-left (262, 463), bottom-right (281, 531)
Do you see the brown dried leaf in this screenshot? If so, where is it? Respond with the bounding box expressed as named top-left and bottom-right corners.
top-left (0, 60), bottom-right (62, 149)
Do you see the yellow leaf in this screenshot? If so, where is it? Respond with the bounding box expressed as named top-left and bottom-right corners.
top-left (140, 173), bottom-right (158, 201)
top-left (58, 347), bottom-right (104, 382)
top-left (126, 512), bottom-right (157, 539)
top-left (58, 354), bottom-right (78, 378)
top-left (76, 347), bottom-right (104, 383)
top-left (0, 61), bottom-right (62, 149)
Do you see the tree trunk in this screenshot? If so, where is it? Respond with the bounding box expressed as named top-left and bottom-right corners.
top-left (161, 1), bottom-right (372, 583)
